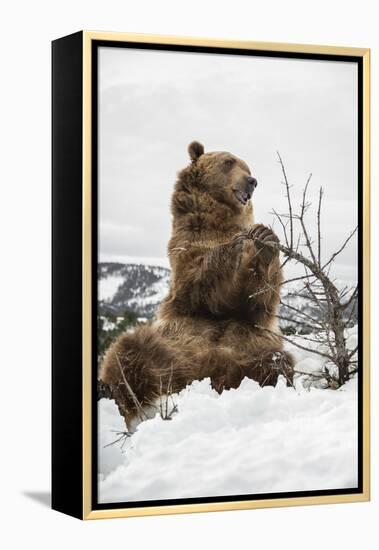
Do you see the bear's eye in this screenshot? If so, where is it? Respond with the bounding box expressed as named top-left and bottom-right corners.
top-left (224, 158), bottom-right (235, 167)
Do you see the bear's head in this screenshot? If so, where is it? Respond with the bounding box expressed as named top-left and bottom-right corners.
top-left (187, 141), bottom-right (257, 211)
top-left (172, 141), bottom-right (257, 232)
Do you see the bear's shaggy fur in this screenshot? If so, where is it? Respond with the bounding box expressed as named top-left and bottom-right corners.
top-left (100, 142), bottom-right (294, 428)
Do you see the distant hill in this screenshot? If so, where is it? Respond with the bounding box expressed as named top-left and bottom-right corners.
top-left (98, 262), bottom-right (170, 319)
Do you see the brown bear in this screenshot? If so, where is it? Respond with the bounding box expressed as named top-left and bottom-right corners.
top-left (100, 141), bottom-right (294, 429)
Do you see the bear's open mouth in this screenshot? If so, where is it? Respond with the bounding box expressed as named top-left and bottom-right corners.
top-left (233, 189), bottom-right (251, 205)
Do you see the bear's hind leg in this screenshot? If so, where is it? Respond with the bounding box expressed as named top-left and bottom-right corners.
top-left (204, 349), bottom-right (294, 393)
top-left (99, 325), bottom-right (188, 430)
top-left (247, 350), bottom-right (295, 387)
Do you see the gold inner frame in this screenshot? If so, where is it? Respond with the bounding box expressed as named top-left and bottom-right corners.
top-left (82, 31), bottom-right (371, 520)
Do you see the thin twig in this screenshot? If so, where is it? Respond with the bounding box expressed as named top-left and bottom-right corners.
top-left (115, 351), bottom-right (148, 421)
top-left (271, 208), bottom-right (289, 248)
top-left (347, 344), bottom-right (359, 360)
top-left (280, 299), bottom-right (324, 327)
top-left (322, 226), bottom-right (358, 270)
top-left (317, 186), bottom-right (323, 266)
top-left (341, 284), bottom-right (358, 310)
top-left (254, 323), bottom-right (333, 361)
top-left (277, 151), bottom-right (293, 250)
top-left (299, 173), bottom-right (317, 264)
top-left (274, 313), bottom-right (322, 331)
top-left (103, 430), bottom-right (132, 449)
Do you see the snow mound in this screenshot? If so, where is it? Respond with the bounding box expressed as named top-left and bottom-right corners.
top-left (99, 274), bottom-right (124, 302)
top-left (98, 375), bottom-right (358, 503)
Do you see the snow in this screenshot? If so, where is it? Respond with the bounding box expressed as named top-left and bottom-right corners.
top-left (98, 326), bottom-right (359, 503)
top-left (99, 274), bottom-right (124, 302)
top-left (98, 398), bottom-right (127, 477)
top-left (99, 316), bottom-right (117, 331)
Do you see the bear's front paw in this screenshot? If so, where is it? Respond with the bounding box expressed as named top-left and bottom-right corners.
top-left (247, 224), bottom-right (279, 263)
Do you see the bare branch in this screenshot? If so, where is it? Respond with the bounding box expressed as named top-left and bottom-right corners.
top-left (279, 273), bottom-right (317, 287)
top-left (322, 226), bottom-right (358, 270)
top-left (303, 280), bottom-right (336, 358)
top-left (258, 154), bottom-right (358, 385)
top-left (103, 430), bottom-right (132, 449)
top-left (275, 313), bottom-right (320, 331)
top-left (115, 352), bottom-right (148, 421)
top-left (254, 323), bottom-right (334, 361)
top-left (294, 369), bottom-right (326, 380)
top-left (341, 284), bottom-right (358, 310)
top-left (347, 345), bottom-right (359, 360)
top-left (277, 151), bottom-right (293, 249)
top-left (317, 186), bottom-right (323, 266)
top-left (280, 299), bottom-right (324, 328)
top-left (289, 333), bottom-right (327, 344)
top-left (345, 296), bottom-right (358, 327)
top-left (271, 208), bottom-right (289, 248)
top-left (299, 173), bottom-right (317, 264)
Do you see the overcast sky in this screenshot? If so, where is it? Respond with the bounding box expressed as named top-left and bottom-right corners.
top-left (99, 47), bottom-right (358, 282)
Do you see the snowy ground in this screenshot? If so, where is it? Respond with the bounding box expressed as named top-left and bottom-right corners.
top-left (98, 328), bottom-right (358, 504)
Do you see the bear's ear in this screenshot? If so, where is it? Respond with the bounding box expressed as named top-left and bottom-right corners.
top-left (188, 141), bottom-right (204, 163)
